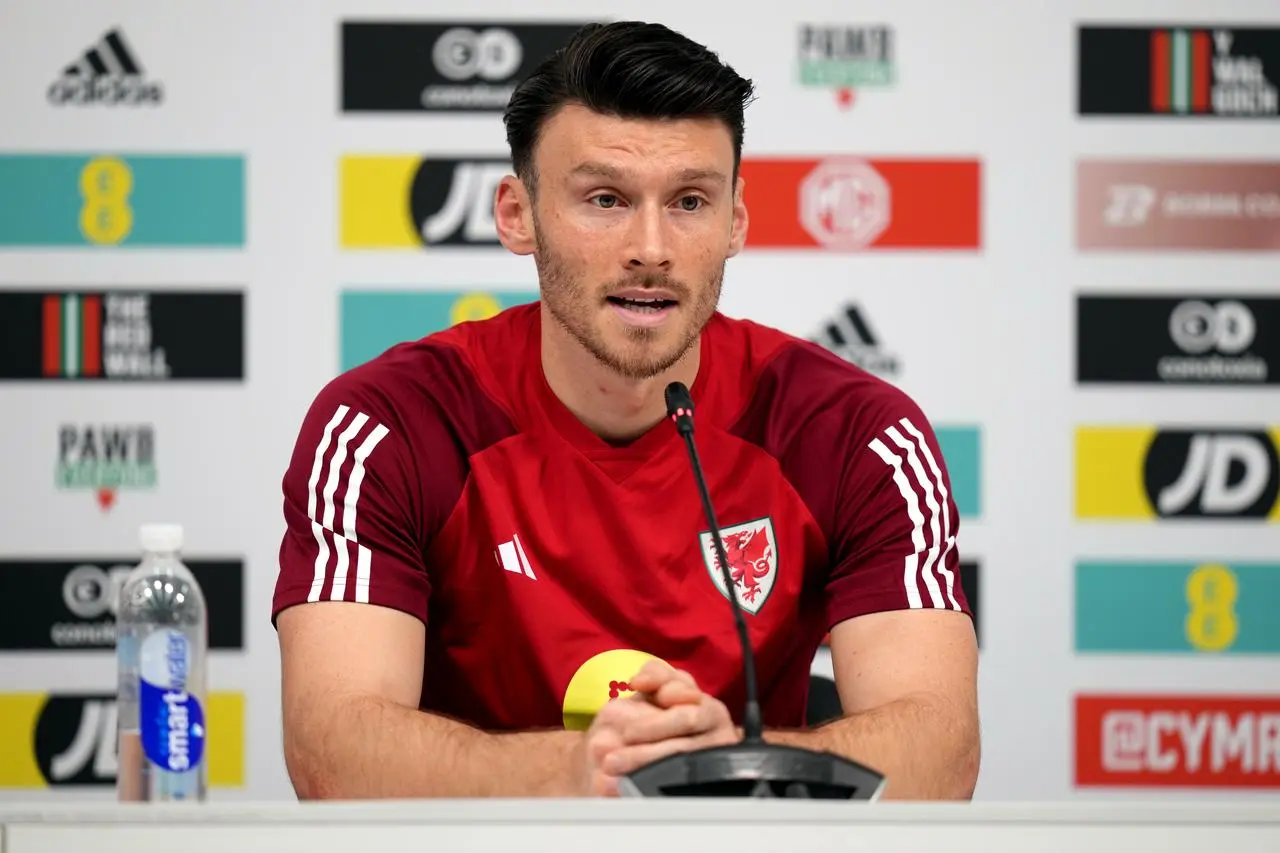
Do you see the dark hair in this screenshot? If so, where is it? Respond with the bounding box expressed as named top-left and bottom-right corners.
top-left (504, 21), bottom-right (756, 194)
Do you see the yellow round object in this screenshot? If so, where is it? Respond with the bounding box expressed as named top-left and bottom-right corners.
top-left (449, 292), bottom-right (503, 326)
top-left (561, 648), bottom-right (665, 731)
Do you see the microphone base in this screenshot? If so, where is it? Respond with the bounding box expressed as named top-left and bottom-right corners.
top-left (616, 742), bottom-right (886, 799)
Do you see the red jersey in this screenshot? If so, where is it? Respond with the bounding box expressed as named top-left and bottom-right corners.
top-left (272, 303), bottom-right (970, 730)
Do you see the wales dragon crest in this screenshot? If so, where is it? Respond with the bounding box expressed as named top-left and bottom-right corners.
top-left (698, 517), bottom-right (778, 615)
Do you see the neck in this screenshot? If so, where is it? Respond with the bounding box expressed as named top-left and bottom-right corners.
top-left (540, 306), bottom-right (701, 445)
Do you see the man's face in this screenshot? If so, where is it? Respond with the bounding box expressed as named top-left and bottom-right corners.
top-left (526, 104), bottom-right (747, 380)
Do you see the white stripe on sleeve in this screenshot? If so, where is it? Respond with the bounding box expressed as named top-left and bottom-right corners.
top-left (306, 406), bottom-right (349, 603)
top-left (899, 417), bottom-right (961, 610)
top-left (886, 424), bottom-right (945, 608)
top-left (301, 405), bottom-right (391, 604)
top-left (867, 436), bottom-right (926, 609)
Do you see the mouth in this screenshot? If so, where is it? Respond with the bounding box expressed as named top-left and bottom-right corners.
top-left (605, 294), bottom-right (679, 328)
top-left (605, 295), bottom-right (679, 314)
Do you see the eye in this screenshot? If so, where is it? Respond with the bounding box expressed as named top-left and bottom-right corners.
top-left (678, 195), bottom-right (704, 211)
top-left (591, 194), bottom-right (620, 209)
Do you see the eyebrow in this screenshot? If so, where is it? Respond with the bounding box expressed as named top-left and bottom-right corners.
top-left (567, 162), bottom-right (727, 186)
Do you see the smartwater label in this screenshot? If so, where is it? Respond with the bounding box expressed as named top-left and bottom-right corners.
top-left (138, 629), bottom-right (205, 776)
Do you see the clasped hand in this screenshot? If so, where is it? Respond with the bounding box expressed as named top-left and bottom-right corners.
top-left (576, 660), bottom-right (739, 796)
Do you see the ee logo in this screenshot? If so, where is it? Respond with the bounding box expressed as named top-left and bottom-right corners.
top-left (1184, 563), bottom-right (1239, 652)
top-left (450, 292), bottom-right (504, 326)
top-left (78, 156), bottom-right (134, 246)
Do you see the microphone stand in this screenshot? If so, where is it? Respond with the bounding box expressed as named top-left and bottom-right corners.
top-left (616, 383), bottom-right (887, 799)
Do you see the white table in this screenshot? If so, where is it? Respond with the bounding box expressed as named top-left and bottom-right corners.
top-left (2, 800), bottom-right (1279, 852)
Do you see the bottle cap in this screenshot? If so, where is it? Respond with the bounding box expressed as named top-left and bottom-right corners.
top-left (139, 523), bottom-right (184, 554)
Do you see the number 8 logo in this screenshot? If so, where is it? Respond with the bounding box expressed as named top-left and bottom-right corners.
top-left (450, 292), bottom-right (503, 326)
top-left (1184, 562), bottom-right (1239, 652)
top-left (79, 156), bottom-right (135, 245)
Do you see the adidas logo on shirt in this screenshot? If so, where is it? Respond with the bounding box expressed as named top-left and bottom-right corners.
top-left (811, 302), bottom-right (901, 378)
top-left (47, 28), bottom-right (163, 106)
top-left (495, 534), bottom-right (538, 580)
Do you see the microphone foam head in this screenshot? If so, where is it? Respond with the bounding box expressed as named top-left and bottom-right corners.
top-left (664, 381), bottom-right (693, 417)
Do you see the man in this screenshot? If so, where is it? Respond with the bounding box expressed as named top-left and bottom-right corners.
top-left (273, 21), bottom-right (979, 799)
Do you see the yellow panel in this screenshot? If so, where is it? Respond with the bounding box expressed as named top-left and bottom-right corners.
top-left (207, 691), bottom-right (244, 787)
top-left (339, 155), bottom-right (421, 248)
top-left (1074, 427), bottom-right (1157, 519)
top-left (0, 693), bottom-right (48, 787)
top-left (0, 691), bottom-right (243, 789)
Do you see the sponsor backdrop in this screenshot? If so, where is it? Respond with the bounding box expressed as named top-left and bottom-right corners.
top-left (0, 0), bottom-right (1276, 803)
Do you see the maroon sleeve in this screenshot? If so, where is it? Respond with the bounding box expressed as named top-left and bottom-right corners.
top-left (824, 387), bottom-right (971, 628)
top-left (271, 371), bottom-right (431, 626)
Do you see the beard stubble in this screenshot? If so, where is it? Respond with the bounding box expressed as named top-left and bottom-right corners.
top-left (533, 225), bottom-right (724, 380)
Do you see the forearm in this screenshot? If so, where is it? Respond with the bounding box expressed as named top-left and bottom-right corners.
top-left (287, 694), bottom-right (583, 798)
top-left (764, 695), bottom-right (979, 800)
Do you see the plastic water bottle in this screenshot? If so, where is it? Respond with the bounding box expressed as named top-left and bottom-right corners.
top-left (116, 523), bottom-right (209, 802)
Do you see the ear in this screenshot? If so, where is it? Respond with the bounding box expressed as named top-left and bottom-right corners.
top-left (494, 174), bottom-right (536, 256)
top-left (727, 175), bottom-right (748, 258)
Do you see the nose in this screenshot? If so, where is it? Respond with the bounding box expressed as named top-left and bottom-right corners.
top-left (625, 203), bottom-right (672, 272)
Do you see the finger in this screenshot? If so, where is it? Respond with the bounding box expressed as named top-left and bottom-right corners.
top-left (628, 661), bottom-right (696, 694)
top-left (649, 677), bottom-right (703, 709)
top-left (625, 660), bottom-right (676, 694)
top-left (593, 691), bottom-right (664, 728)
top-left (620, 701), bottom-right (715, 745)
top-left (585, 721), bottom-right (626, 766)
top-left (589, 694), bottom-right (665, 746)
top-left (594, 771), bottom-right (621, 797)
top-left (601, 735), bottom-right (708, 777)
top-left (598, 686), bottom-right (662, 715)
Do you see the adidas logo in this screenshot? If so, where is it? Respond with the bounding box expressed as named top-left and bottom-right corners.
top-left (47, 28), bottom-right (163, 106)
top-left (811, 302), bottom-right (901, 377)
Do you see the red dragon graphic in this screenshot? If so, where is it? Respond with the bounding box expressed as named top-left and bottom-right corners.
top-left (714, 526), bottom-right (773, 604)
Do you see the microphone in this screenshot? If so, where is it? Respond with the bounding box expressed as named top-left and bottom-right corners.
top-left (616, 381), bottom-right (887, 799)
top-left (663, 381), bottom-right (765, 744)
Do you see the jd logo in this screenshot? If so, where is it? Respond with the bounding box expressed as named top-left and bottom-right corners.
top-left (409, 159), bottom-right (509, 245)
top-left (1144, 431), bottom-right (1280, 518)
top-left (33, 694), bottom-right (117, 785)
